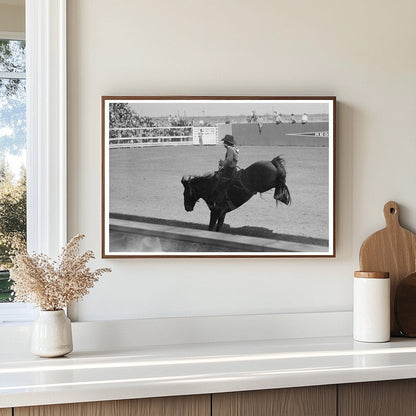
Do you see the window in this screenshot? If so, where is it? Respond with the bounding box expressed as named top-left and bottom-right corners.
top-left (0, 36), bottom-right (26, 301)
top-left (0, 37), bottom-right (26, 260)
top-left (0, 32), bottom-right (34, 322)
top-left (0, 0), bottom-right (68, 324)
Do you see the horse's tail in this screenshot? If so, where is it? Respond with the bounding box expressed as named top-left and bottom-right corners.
top-left (271, 156), bottom-right (292, 206)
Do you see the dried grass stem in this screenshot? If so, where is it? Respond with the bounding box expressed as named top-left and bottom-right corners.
top-left (10, 234), bottom-right (111, 310)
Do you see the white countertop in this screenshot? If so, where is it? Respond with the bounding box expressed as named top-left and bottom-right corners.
top-left (2, 336), bottom-right (416, 408)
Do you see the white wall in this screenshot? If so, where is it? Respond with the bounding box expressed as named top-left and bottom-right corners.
top-left (67, 0), bottom-right (416, 322)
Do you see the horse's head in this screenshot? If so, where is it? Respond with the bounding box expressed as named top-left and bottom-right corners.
top-left (181, 175), bottom-right (199, 212)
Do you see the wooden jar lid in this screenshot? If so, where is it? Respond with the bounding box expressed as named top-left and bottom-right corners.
top-left (354, 271), bottom-right (390, 279)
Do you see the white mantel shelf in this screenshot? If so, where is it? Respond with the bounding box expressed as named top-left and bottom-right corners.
top-left (2, 335), bottom-right (416, 409)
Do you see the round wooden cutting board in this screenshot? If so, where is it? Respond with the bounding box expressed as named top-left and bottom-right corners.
top-left (395, 272), bottom-right (416, 337)
top-left (359, 201), bottom-right (416, 336)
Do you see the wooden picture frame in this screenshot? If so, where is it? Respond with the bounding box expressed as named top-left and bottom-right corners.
top-left (102, 96), bottom-right (336, 258)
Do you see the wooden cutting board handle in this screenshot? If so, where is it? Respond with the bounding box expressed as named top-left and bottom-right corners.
top-left (359, 201), bottom-right (416, 336)
top-left (383, 201), bottom-right (400, 228)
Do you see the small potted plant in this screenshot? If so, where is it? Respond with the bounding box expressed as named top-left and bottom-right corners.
top-left (10, 234), bottom-right (111, 357)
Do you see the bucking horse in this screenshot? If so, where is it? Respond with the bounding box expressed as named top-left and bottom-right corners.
top-left (181, 156), bottom-right (291, 232)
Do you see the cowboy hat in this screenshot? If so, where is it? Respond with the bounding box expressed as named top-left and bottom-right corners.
top-left (221, 134), bottom-right (236, 146)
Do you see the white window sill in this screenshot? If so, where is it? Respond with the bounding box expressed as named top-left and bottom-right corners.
top-left (0, 303), bottom-right (36, 324)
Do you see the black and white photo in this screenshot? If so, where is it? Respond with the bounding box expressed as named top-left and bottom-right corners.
top-left (102, 97), bottom-right (335, 257)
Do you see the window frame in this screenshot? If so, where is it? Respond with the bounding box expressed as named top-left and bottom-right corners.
top-left (26, 0), bottom-right (67, 257)
top-left (0, 0), bottom-right (67, 323)
top-left (0, 31), bottom-right (30, 320)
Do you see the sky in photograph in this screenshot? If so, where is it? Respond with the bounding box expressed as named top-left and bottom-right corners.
top-left (123, 100), bottom-right (330, 117)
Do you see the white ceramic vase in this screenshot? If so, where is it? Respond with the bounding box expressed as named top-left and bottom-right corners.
top-left (31, 310), bottom-right (73, 357)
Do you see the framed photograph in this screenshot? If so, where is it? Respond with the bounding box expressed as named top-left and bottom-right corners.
top-left (102, 96), bottom-right (335, 258)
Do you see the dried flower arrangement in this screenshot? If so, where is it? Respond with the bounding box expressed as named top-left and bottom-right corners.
top-left (10, 234), bottom-right (111, 311)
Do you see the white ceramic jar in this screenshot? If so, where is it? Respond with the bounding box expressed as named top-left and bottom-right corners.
top-left (353, 271), bottom-right (390, 343)
top-left (31, 310), bottom-right (73, 357)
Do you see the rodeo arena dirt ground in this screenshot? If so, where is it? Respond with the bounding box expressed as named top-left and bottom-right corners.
top-left (108, 125), bottom-right (330, 253)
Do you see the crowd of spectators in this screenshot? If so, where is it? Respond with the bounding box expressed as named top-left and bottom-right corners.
top-left (247, 110), bottom-right (310, 124)
top-left (109, 127), bottom-right (193, 140)
top-left (109, 103), bottom-right (155, 128)
top-left (109, 104), bottom-right (193, 140)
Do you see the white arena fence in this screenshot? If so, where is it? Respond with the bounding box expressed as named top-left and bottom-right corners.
top-left (109, 126), bottom-right (218, 149)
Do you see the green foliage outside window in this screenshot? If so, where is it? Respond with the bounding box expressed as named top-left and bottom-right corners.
top-left (0, 162), bottom-right (26, 302)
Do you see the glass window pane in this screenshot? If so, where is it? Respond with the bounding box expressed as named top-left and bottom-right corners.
top-left (0, 78), bottom-right (26, 153)
top-left (0, 40), bottom-right (26, 73)
top-left (0, 58), bottom-right (26, 303)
